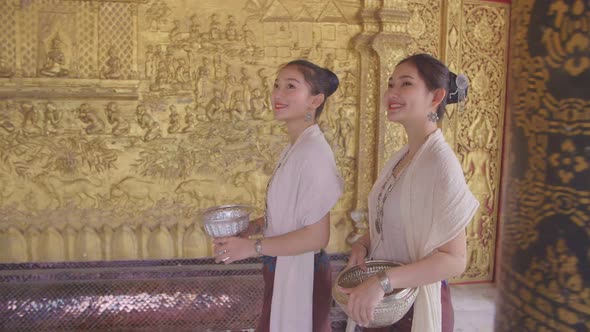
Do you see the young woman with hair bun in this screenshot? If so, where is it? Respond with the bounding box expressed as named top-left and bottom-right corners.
top-left (214, 59), bottom-right (343, 332)
top-left (342, 53), bottom-right (478, 332)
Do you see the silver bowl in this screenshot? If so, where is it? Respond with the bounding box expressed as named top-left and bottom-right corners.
top-left (332, 260), bottom-right (418, 328)
top-left (200, 204), bottom-right (253, 238)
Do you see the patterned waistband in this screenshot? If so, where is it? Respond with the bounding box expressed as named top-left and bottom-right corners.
top-left (261, 250), bottom-right (329, 273)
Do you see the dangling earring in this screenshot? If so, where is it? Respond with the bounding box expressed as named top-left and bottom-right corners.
top-left (304, 112), bottom-right (312, 122)
top-left (427, 112), bottom-right (439, 122)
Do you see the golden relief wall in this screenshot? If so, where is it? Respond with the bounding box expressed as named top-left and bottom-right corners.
top-left (0, 0), bottom-right (509, 282)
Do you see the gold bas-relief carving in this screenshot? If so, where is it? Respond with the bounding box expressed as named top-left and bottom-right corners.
top-left (0, 0), bottom-right (507, 283)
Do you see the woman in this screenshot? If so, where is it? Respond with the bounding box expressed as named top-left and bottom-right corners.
top-left (213, 59), bottom-right (343, 332)
top-left (340, 53), bottom-right (479, 332)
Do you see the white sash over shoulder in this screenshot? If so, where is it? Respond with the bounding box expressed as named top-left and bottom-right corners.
top-left (265, 125), bottom-right (343, 332)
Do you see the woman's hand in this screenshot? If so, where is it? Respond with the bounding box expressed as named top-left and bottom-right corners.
top-left (345, 241), bottom-right (369, 271)
top-left (212, 236), bottom-right (256, 264)
top-left (338, 275), bottom-right (385, 327)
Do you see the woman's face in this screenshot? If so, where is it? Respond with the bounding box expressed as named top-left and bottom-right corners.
top-left (271, 65), bottom-right (316, 122)
top-left (383, 61), bottom-right (437, 125)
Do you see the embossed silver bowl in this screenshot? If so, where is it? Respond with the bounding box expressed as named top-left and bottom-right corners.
top-left (200, 204), bottom-right (253, 238)
top-left (332, 260), bottom-right (418, 328)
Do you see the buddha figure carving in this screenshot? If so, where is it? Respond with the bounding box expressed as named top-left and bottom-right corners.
top-left (40, 34), bottom-right (69, 77)
top-left (100, 46), bottom-right (122, 80)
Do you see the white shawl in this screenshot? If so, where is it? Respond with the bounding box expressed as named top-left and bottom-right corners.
top-left (367, 129), bottom-right (479, 332)
top-left (265, 124), bottom-right (343, 332)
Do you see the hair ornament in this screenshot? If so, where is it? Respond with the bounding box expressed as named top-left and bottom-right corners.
top-left (447, 72), bottom-right (469, 112)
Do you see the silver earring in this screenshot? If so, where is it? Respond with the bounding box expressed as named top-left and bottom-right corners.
top-left (304, 112), bottom-right (312, 122)
top-left (427, 112), bottom-right (439, 122)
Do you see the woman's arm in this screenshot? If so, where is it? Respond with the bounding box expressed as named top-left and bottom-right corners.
top-left (212, 212), bottom-right (330, 263)
top-left (340, 231), bottom-right (467, 327)
top-left (385, 230), bottom-right (466, 288)
top-left (262, 212), bottom-right (331, 255)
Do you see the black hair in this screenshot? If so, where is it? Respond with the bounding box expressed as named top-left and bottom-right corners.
top-left (397, 53), bottom-right (467, 121)
top-left (282, 59), bottom-right (339, 118)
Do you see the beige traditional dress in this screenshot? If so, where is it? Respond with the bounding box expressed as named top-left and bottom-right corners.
top-left (264, 124), bottom-right (343, 332)
top-left (367, 129), bottom-right (478, 332)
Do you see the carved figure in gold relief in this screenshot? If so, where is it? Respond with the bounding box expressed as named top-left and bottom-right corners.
top-left (169, 19), bottom-right (184, 43)
top-left (146, 0), bottom-right (171, 32)
top-left (20, 102), bottom-right (42, 135)
top-left (182, 105), bottom-right (197, 133)
top-left (463, 115), bottom-right (494, 240)
top-left (257, 68), bottom-right (272, 107)
top-left (78, 103), bottom-right (105, 135)
top-left (40, 34), bottom-right (69, 77)
top-left (341, 70), bottom-right (357, 99)
top-left (240, 67), bottom-right (253, 108)
top-left (43, 102), bottom-right (61, 135)
top-left (136, 104), bottom-right (162, 142)
top-left (335, 106), bottom-right (355, 158)
top-left (194, 58), bottom-right (211, 99)
top-left (209, 13), bottom-right (222, 40)
top-left (226, 15), bottom-right (239, 41)
top-left (206, 88), bottom-right (224, 121)
top-left (165, 50), bottom-right (176, 83)
top-left (174, 58), bottom-right (191, 89)
top-left (324, 53), bottom-right (336, 72)
top-left (222, 64), bottom-right (239, 108)
top-left (100, 46), bottom-right (122, 80)
top-left (167, 105), bottom-right (181, 134)
top-left (229, 90), bottom-right (247, 120)
top-left (250, 88), bottom-right (270, 119)
top-left (145, 45), bottom-right (155, 80)
top-left (105, 102), bottom-right (130, 137)
top-left (242, 23), bottom-right (256, 52)
top-left (189, 15), bottom-right (202, 42)
top-left (0, 52), bottom-right (14, 78)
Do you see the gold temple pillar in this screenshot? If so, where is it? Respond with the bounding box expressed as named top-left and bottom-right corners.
top-left (496, 0), bottom-right (590, 330)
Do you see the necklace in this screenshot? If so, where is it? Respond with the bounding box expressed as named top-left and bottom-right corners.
top-left (375, 151), bottom-right (409, 238)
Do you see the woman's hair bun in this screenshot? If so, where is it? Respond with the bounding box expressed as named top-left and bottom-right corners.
top-left (322, 68), bottom-right (339, 97)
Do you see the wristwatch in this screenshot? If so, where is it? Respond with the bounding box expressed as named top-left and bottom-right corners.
top-left (254, 239), bottom-right (263, 256)
top-left (377, 270), bottom-right (393, 293)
